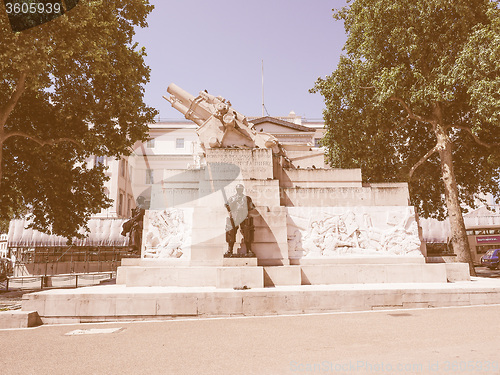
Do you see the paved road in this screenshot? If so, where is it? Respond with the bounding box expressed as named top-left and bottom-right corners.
top-left (1, 305), bottom-right (499, 375)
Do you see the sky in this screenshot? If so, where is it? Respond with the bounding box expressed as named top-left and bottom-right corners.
top-left (133, 0), bottom-right (348, 121)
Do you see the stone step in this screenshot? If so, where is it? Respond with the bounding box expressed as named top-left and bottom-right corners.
top-left (20, 279), bottom-right (500, 324)
top-left (0, 310), bottom-right (42, 329)
top-left (118, 266), bottom-right (263, 288)
top-left (117, 261), bottom-right (467, 289)
top-left (300, 264), bottom-right (448, 284)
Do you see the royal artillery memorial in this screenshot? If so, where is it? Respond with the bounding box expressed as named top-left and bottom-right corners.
top-left (18, 84), bottom-right (500, 325)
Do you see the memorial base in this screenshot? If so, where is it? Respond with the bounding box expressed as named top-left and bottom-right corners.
top-left (116, 256), bottom-right (470, 288)
top-left (21, 278), bottom-right (500, 324)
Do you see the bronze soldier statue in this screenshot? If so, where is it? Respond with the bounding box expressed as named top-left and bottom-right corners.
top-left (225, 184), bottom-right (256, 257)
top-left (121, 196), bottom-right (146, 252)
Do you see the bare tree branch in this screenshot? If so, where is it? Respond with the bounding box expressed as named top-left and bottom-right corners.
top-left (1, 72), bottom-right (28, 182)
top-left (0, 71), bottom-right (27, 127)
top-left (409, 144), bottom-right (440, 181)
top-left (389, 96), bottom-right (433, 124)
top-left (1, 131), bottom-right (81, 148)
top-left (452, 125), bottom-right (500, 148)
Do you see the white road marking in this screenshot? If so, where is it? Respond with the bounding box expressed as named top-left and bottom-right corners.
top-left (65, 327), bottom-right (123, 336)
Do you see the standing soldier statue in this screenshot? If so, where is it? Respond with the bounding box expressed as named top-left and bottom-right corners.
top-left (121, 196), bottom-right (146, 253)
top-left (225, 184), bottom-right (256, 257)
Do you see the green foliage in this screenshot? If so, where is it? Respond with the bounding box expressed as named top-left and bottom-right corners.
top-left (0, 0), bottom-right (157, 238)
top-left (313, 0), bottom-right (500, 219)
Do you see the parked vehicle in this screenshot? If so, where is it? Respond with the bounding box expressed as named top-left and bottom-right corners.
top-left (480, 249), bottom-right (500, 270)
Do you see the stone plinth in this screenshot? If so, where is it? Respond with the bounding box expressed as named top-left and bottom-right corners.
top-left (264, 266), bottom-right (302, 287)
top-left (223, 258), bottom-right (258, 266)
top-left (217, 267), bottom-right (263, 288)
top-left (117, 265), bottom-right (263, 289)
top-left (300, 263), bottom-right (447, 285)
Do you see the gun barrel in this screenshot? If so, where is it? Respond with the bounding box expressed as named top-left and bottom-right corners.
top-left (166, 83), bottom-right (213, 122)
top-left (167, 83), bottom-right (196, 108)
top-left (163, 96), bottom-right (204, 126)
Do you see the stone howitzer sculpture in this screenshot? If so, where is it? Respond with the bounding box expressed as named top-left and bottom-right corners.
top-left (163, 84), bottom-right (281, 152)
top-left (163, 84), bottom-right (288, 258)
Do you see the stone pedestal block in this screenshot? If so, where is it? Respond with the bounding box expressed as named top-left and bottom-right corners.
top-left (300, 263), bottom-right (447, 285)
top-left (444, 263), bottom-right (471, 282)
top-left (264, 266), bottom-right (301, 287)
top-left (216, 267), bottom-right (264, 289)
top-left (223, 258), bottom-right (258, 266)
top-left (0, 311), bottom-right (42, 329)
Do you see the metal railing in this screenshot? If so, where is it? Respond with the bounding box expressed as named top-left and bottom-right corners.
top-left (3, 271), bottom-right (116, 292)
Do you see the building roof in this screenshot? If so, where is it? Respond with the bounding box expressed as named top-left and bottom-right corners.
top-left (7, 218), bottom-right (130, 248)
top-left (249, 116), bottom-right (315, 132)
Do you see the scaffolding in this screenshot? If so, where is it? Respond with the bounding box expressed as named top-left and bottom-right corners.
top-left (7, 218), bottom-right (139, 277)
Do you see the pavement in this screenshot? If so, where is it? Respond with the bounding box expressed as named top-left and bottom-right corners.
top-left (0, 304), bottom-right (499, 374)
top-left (0, 267), bottom-right (499, 374)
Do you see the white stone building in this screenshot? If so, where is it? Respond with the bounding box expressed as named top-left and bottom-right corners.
top-left (0, 233), bottom-right (7, 258)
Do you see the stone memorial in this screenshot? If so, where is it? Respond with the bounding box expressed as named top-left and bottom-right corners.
top-left (115, 83), bottom-right (469, 289)
top-left (20, 83), bottom-right (478, 324)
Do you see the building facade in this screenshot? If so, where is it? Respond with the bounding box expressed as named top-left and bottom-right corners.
top-left (0, 233), bottom-right (7, 258)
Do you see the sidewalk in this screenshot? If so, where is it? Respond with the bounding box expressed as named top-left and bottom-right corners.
top-left (1, 305), bottom-right (499, 375)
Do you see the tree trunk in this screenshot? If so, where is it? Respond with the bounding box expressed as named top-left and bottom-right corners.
top-left (434, 119), bottom-right (476, 276)
top-left (0, 139), bottom-right (3, 183)
top-left (0, 72), bottom-right (27, 183)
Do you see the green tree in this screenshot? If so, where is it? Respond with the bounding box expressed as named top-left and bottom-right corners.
top-left (0, 0), bottom-right (157, 238)
top-left (312, 0), bottom-right (500, 275)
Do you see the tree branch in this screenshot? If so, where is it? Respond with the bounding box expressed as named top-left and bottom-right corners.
top-left (389, 96), bottom-right (433, 124)
top-left (1, 131), bottom-right (81, 148)
top-left (409, 144), bottom-right (440, 181)
top-left (452, 125), bottom-right (500, 148)
top-left (0, 71), bottom-right (28, 127)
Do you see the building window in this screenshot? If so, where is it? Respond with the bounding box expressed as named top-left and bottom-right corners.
top-left (146, 138), bottom-right (155, 148)
top-left (176, 138), bottom-right (185, 149)
top-left (146, 169), bottom-right (154, 185)
top-left (120, 159), bottom-right (127, 177)
top-left (118, 192), bottom-right (124, 217)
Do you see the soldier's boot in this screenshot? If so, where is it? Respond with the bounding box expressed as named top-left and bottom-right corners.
top-left (245, 242), bottom-right (255, 257)
top-left (225, 243), bottom-right (234, 257)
